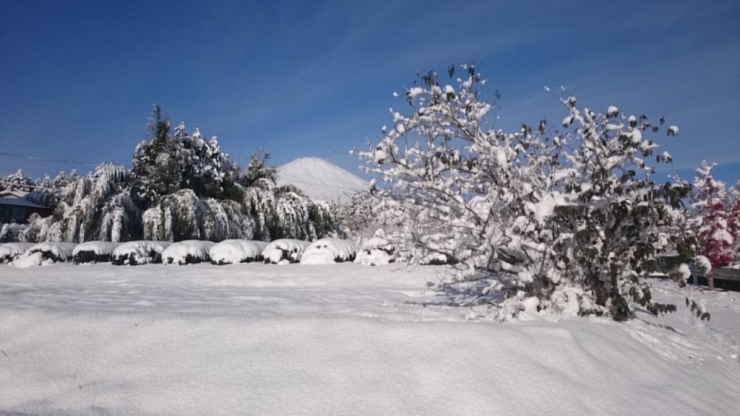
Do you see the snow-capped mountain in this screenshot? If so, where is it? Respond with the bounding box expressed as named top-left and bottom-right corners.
top-left (277, 157), bottom-right (367, 201)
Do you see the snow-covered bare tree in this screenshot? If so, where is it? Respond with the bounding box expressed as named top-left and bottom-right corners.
top-left (359, 66), bottom-right (693, 321)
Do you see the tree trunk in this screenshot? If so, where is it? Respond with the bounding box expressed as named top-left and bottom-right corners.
top-left (707, 270), bottom-right (715, 291)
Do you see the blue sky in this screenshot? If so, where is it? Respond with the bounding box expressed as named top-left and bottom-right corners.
top-left (1, 0), bottom-right (739, 184)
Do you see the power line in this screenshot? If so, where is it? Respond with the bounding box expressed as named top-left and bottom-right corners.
top-left (0, 151), bottom-right (99, 166)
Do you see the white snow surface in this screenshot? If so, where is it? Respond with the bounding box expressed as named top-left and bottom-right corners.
top-left (209, 239), bottom-right (268, 264)
top-left (277, 157), bottom-right (367, 201)
top-left (262, 239), bottom-right (310, 264)
top-left (72, 241), bottom-right (121, 256)
top-left (112, 241), bottom-right (171, 265)
top-left (162, 240), bottom-right (216, 265)
top-left (0, 242), bottom-right (34, 263)
top-left (301, 238), bottom-right (357, 265)
top-left (0, 266), bottom-right (738, 416)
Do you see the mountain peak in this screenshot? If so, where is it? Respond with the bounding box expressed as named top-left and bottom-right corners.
top-left (276, 158), bottom-right (367, 201)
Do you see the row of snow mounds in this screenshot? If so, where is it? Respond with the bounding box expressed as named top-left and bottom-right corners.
top-left (73, 241), bottom-right (120, 264)
top-left (262, 239), bottom-right (310, 264)
top-left (112, 241), bottom-right (171, 266)
top-left (301, 238), bottom-right (357, 265)
top-left (209, 240), bottom-right (268, 265)
top-left (8, 242), bottom-right (79, 268)
top-left (162, 240), bottom-right (216, 265)
top-left (0, 242), bottom-right (34, 264)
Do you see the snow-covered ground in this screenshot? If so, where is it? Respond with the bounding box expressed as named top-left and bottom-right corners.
top-left (0, 264), bottom-right (738, 415)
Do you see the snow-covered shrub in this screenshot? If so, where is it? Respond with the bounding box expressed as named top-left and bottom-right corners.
top-left (209, 240), bottom-right (268, 265)
top-left (112, 241), bottom-right (171, 265)
top-left (24, 242), bottom-right (77, 263)
top-left (262, 239), bottom-right (310, 264)
top-left (161, 240), bottom-right (215, 265)
top-left (0, 223), bottom-right (27, 243)
top-left (0, 242), bottom-right (34, 264)
top-left (359, 66), bottom-right (693, 321)
top-left (355, 229), bottom-right (397, 266)
top-left (300, 238), bottom-right (356, 265)
top-left (72, 241), bottom-right (120, 264)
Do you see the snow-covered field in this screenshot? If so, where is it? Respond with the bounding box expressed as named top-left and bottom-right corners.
top-left (0, 263), bottom-right (738, 415)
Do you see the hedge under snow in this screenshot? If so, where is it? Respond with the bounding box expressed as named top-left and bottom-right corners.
top-left (209, 240), bottom-right (269, 265)
top-left (301, 238), bottom-right (357, 265)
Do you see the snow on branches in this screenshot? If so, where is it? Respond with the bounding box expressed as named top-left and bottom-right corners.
top-left (689, 162), bottom-right (736, 268)
top-left (359, 65), bottom-right (692, 321)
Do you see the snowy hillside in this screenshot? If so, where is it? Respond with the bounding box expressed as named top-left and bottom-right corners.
top-left (277, 157), bottom-right (367, 201)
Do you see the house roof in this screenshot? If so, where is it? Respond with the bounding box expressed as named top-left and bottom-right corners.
top-left (0, 190), bottom-right (29, 199)
top-left (0, 197), bottom-right (51, 210)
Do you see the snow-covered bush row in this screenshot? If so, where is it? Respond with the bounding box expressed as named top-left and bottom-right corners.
top-left (301, 238), bottom-right (356, 265)
top-left (162, 240), bottom-right (215, 265)
top-left (0, 242), bottom-right (34, 264)
top-left (262, 239), bottom-right (310, 264)
top-left (112, 241), bottom-right (171, 266)
top-left (72, 241), bottom-right (121, 264)
top-left (23, 242), bottom-right (77, 263)
top-left (358, 65), bottom-right (696, 321)
top-left (209, 240), bottom-right (268, 265)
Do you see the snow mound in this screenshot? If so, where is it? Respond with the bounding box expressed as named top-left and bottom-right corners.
top-left (301, 238), bottom-right (357, 265)
top-left (209, 240), bottom-right (268, 265)
top-left (24, 242), bottom-right (77, 263)
top-left (162, 240), bottom-right (216, 265)
top-left (10, 252), bottom-right (46, 268)
top-left (112, 241), bottom-right (171, 266)
top-left (0, 242), bottom-right (34, 264)
top-left (72, 241), bottom-right (121, 264)
top-left (356, 229), bottom-right (396, 266)
top-left (262, 239), bottom-right (310, 264)
top-left (277, 157), bottom-right (367, 201)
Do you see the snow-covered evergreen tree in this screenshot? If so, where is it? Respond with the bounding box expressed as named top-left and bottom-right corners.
top-left (0, 169), bottom-right (35, 192)
top-left (24, 163), bottom-right (141, 243)
top-left (359, 66), bottom-right (692, 321)
top-left (131, 106), bottom-right (240, 208)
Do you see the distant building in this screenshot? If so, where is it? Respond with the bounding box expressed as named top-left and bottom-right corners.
top-left (0, 190), bottom-right (53, 223)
